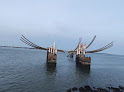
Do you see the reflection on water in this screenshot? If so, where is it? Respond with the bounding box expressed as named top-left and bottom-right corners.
top-left (76, 64), bottom-right (90, 69)
top-left (46, 63), bottom-right (56, 73)
top-left (76, 64), bottom-right (90, 74)
top-left (45, 63), bottom-right (57, 78)
top-left (75, 64), bottom-right (91, 85)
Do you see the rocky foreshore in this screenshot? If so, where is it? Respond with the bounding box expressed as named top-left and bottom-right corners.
top-left (67, 85), bottom-right (124, 92)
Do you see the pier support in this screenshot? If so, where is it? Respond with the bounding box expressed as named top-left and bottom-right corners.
top-left (76, 43), bottom-right (91, 66)
top-left (47, 42), bottom-right (57, 65)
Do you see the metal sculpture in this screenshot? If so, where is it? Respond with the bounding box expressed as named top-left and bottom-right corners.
top-left (20, 35), bottom-right (65, 52)
top-left (76, 43), bottom-right (91, 66)
top-left (67, 37), bottom-right (82, 57)
top-left (68, 41), bottom-right (114, 54)
top-left (20, 35), bottom-right (113, 66)
top-left (67, 35), bottom-right (96, 57)
top-left (68, 36), bottom-right (113, 66)
top-left (20, 35), bottom-right (65, 64)
top-left (47, 42), bottom-right (57, 64)
top-left (86, 35), bottom-right (96, 49)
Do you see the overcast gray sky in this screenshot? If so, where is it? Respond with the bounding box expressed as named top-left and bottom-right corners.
top-left (0, 0), bottom-right (124, 55)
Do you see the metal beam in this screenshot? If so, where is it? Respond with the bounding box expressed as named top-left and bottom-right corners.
top-left (85, 41), bottom-right (114, 53)
top-left (86, 35), bottom-right (96, 49)
top-left (20, 35), bottom-right (65, 52)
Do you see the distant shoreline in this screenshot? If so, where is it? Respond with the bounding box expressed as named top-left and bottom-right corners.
top-left (0, 46), bottom-right (35, 49)
top-left (0, 46), bottom-right (124, 56)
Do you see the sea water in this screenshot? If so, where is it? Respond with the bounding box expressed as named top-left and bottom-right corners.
top-left (0, 48), bottom-right (124, 92)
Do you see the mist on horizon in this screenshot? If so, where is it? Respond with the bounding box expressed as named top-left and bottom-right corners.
top-left (0, 0), bottom-right (124, 55)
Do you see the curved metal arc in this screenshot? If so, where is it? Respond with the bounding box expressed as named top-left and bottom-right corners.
top-left (98, 44), bottom-right (113, 51)
top-left (21, 37), bottom-right (36, 46)
top-left (21, 38), bottom-right (47, 50)
top-left (87, 44), bottom-right (113, 53)
top-left (20, 39), bottom-right (38, 49)
top-left (68, 50), bottom-right (76, 53)
top-left (86, 35), bottom-right (96, 49)
top-left (67, 37), bottom-right (82, 57)
top-left (21, 38), bottom-right (43, 49)
top-left (86, 46), bottom-right (113, 53)
top-left (21, 35), bottom-right (41, 48)
top-left (97, 41), bottom-right (113, 50)
top-left (86, 41), bottom-right (114, 53)
top-left (68, 41), bottom-right (114, 53)
top-left (21, 35), bottom-right (47, 50)
top-left (57, 49), bottom-right (65, 53)
top-left (20, 37), bottom-right (39, 48)
top-left (74, 37), bottom-right (82, 51)
top-left (94, 41), bottom-right (113, 51)
top-left (21, 35), bottom-right (65, 52)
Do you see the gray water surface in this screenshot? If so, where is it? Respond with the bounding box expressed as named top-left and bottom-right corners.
top-left (0, 48), bottom-right (124, 92)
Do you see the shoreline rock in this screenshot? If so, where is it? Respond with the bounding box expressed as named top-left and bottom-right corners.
top-left (67, 85), bottom-right (124, 92)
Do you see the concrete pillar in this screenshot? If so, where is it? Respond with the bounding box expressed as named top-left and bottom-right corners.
top-left (81, 43), bottom-right (86, 57)
top-left (55, 48), bottom-right (57, 54)
top-left (78, 43), bottom-right (81, 55)
top-left (79, 44), bottom-right (81, 51)
top-left (77, 49), bottom-right (78, 55)
top-left (48, 47), bottom-right (50, 52)
top-left (53, 48), bottom-right (55, 55)
top-left (53, 42), bottom-right (55, 48)
top-left (51, 47), bottom-right (52, 53)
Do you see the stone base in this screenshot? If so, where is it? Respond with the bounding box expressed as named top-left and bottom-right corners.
top-left (47, 62), bottom-right (56, 67)
top-left (76, 63), bottom-right (90, 70)
top-left (76, 55), bottom-right (91, 65)
top-left (47, 52), bottom-right (57, 64)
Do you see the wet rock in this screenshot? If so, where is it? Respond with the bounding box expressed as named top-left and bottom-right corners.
top-left (97, 88), bottom-right (108, 92)
top-left (67, 88), bottom-right (71, 92)
top-left (93, 87), bottom-right (96, 89)
top-left (111, 87), bottom-right (120, 92)
top-left (72, 87), bottom-right (78, 91)
top-left (92, 90), bottom-right (98, 92)
top-left (79, 87), bottom-right (85, 92)
top-left (107, 87), bottom-right (112, 89)
top-left (84, 85), bottom-right (92, 91)
top-left (119, 86), bottom-right (124, 90)
top-left (68, 86), bottom-right (124, 92)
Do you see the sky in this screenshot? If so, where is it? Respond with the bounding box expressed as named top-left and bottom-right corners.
top-left (0, 0), bottom-right (124, 55)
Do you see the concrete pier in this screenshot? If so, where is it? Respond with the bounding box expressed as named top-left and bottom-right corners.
top-left (47, 42), bottom-right (57, 65)
top-left (76, 43), bottom-right (91, 66)
top-left (47, 51), bottom-right (57, 64)
top-left (76, 55), bottom-right (91, 65)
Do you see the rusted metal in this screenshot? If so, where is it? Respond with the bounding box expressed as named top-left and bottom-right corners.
top-left (68, 41), bottom-right (113, 54)
top-left (86, 35), bottom-right (96, 49)
top-left (21, 35), bottom-right (47, 50)
top-left (20, 35), bottom-right (65, 52)
top-left (85, 41), bottom-right (113, 53)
